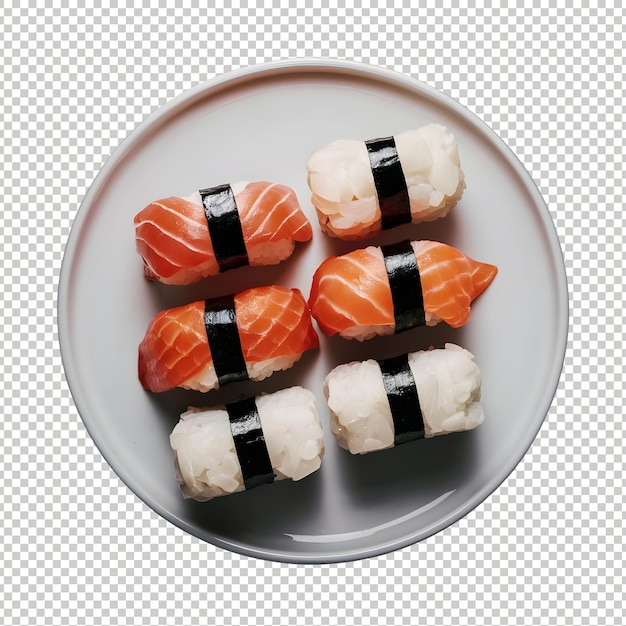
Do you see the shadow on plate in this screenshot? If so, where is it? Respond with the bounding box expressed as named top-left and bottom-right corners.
top-left (333, 425), bottom-right (480, 511)
top-left (179, 463), bottom-right (325, 541)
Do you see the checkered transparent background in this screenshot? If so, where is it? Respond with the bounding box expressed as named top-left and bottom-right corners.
top-left (1, 2), bottom-right (622, 624)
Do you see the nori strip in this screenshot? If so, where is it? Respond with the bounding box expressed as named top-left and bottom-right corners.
top-left (200, 184), bottom-right (249, 272)
top-left (381, 240), bottom-right (426, 333)
top-left (378, 353), bottom-right (425, 445)
top-left (365, 136), bottom-right (411, 230)
top-left (203, 294), bottom-right (249, 386)
top-left (226, 396), bottom-right (275, 490)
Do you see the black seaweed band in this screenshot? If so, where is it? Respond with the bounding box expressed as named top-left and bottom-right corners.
top-left (225, 397), bottom-right (275, 490)
top-left (381, 240), bottom-right (425, 333)
top-left (203, 294), bottom-right (249, 386)
top-left (200, 184), bottom-right (249, 272)
top-left (378, 353), bottom-right (425, 445)
top-left (365, 136), bottom-right (411, 230)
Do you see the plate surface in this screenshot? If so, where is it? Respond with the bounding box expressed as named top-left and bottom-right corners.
top-left (58, 59), bottom-right (568, 563)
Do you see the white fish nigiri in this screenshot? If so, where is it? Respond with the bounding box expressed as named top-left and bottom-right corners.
top-left (170, 386), bottom-right (324, 501)
top-left (324, 344), bottom-right (483, 455)
top-left (306, 124), bottom-right (465, 239)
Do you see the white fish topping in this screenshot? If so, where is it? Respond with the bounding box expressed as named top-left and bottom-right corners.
top-left (306, 124), bottom-right (465, 239)
top-left (170, 387), bottom-right (324, 501)
top-left (325, 343), bottom-right (483, 455)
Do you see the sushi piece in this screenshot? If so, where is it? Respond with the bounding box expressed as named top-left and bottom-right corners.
top-left (324, 344), bottom-right (483, 455)
top-left (138, 285), bottom-right (318, 392)
top-left (134, 181), bottom-right (313, 284)
top-left (306, 124), bottom-right (465, 240)
top-left (309, 239), bottom-right (497, 341)
top-left (170, 386), bottom-right (325, 501)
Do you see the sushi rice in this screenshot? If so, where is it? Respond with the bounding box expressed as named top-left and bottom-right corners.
top-left (170, 386), bottom-right (324, 501)
top-left (324, 344), bottom-right (483, 455)
top-left (179, 354), bottom-right (305, 393)
top-left (306, 124), bottom-right (466, 239)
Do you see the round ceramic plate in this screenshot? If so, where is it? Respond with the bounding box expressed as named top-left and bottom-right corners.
top-left (58, 59), bottom-right (568, 563)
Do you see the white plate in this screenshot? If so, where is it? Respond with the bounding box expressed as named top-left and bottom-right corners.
top-left (58, 59), bottom-right (568, 563)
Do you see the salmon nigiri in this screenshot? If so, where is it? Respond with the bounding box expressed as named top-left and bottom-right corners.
top-left (139, 285), bottom-right (319, 392)
top-left (134, 181), bottom-right (313, 285)
top-left (309, 240), bottom-right (497, 341)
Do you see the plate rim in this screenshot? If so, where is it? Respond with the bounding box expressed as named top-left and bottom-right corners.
top-left (58, 58), bottom-right (569, 564)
